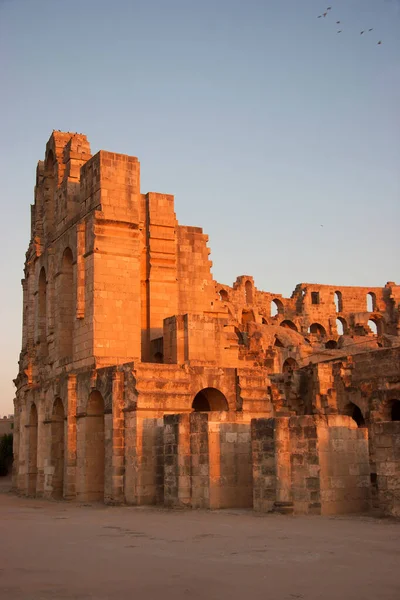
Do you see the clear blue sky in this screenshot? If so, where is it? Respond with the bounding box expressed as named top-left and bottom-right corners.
top-left (0, 0), bottom-right (399, 413)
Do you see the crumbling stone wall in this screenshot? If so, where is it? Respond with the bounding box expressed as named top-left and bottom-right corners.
top-left (13, 131), bottom-right (400, 516)
top-left (252, 415), bottom-right (370, 515)
top-left (371, 421), bottom-right (400, 517)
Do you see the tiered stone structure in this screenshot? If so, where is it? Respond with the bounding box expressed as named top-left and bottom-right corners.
top-left (13, 132), bottom-right (400, 516)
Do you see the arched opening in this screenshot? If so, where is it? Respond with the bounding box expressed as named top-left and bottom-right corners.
top-left (279, 320), bottom-right (298, 332)
top-left (245, 280), bottom-right (253, 305)
top-left (334, 291), bottom-right (343, 313)
top-left (154, 352), bottom-right (163, 363)
top-left (391, 400), bottom-right (400, 421)
top-left (84, 391), bottom-right (105, 501)
top-left (325, 340), bottom-right (337, 349)
top-left (282, 358), bottom-right (298, 373)
top-left (58, 248), bottom-right (74, 359)
top-left (336, 317), bottom-right (346, 336)
top-left (219, 289), bottom-right (229, 302)
top-left (28, 404), bottom-right (38, 495)
top-left (262, 318), bottom-right (268, 325)
top-left (368, 319), bottom-right (378, 335)
top-left (192, 388), bottom-right (229, 412)
top-left (51, 398), bottom-right (65, 499)
top-left (367, 292), bottom-right (376, 312)
top-left (38, 267), bottom-right (47, 356)
top-left (345, 402), bottom-right (366, 427)
top-left (270, 299), bottom-right (284, 317)
top-left (274, 336), bottom-right (284, 347)
top-left (242, 309), bottom-right (255, 325)
top-left (309, 323), bottom-right (326, 337)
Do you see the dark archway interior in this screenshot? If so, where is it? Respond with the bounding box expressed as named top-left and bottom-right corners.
top-left (391, 400), bottom-right (400, 421)
top-left (325, 340), bottom-right (337, 349)
top-left (348, 403), bottom-right (366, 427)
top-left (192, 388), bottom-right (229, 412)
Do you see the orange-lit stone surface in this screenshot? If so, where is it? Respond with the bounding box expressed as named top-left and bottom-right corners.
top-left (13, 132), bottom-right (400, 515)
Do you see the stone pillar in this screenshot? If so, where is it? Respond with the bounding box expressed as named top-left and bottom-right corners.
top-left (251, 418), bottom-right (293, 513)
top-left (164, 414), bottom-right (191, 508)
top-left (123, 411), bottom-right (163, 505)
top-left (190, 413), bottom-right (210, 509)
top-left (36, 399), bottom-right (47, 497)
top-left (111, 371), bottom-right (125, 503)
top-left (123, 410), bottom-right (137, 504)
top-left (76, 222), bottom-right (85, 319)
top-left (64, 375), bottom-right (77, 499)
top-left (12, 398), bottom-right (20, 491)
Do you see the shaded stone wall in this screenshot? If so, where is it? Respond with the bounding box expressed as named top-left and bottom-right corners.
top-left (163, 412), bottom-right (252, 510)
top-left (252, 415), bottom-right (370, 515)
top-left (372, 421), bottom-right (400, 517)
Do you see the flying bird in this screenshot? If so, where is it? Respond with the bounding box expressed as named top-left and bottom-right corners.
top-left (377, 40), bottom-right (382, 45)
top-left (327, 6), bottom-right (331, 10)
top-left (360, 30), bottom-right (365, 35)
top-left (337, 30), bottom-right (342, 33)
top-left (368, 28), bottom-right (373, 32)
top-left (317, 15), bottom-right (322, 18)
top-left (323, 12), bottom-right (327, 17)
top-left (336, 21), bottom-right (340, 24)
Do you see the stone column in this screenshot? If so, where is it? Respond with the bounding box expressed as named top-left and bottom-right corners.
top-left (164, 414), bottom-right (191, 508)
top-left (111, 371), bottom-right (125, 503)
top-left (64, 374), bottom-right (77, 499)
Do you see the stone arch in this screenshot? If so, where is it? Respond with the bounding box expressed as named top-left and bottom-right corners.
top-left (84, 391), bottom-right (105, 501)
top-left (219, 289), bottom-right (229, 302)
top-left (282, 358), bottom-right (298, 373)
top-left (279, 319), bottom-right (298, 332)
top-left (336, 317), bottom-right (347, 336)
top-left (334, 291), bottom-right (343, 313)
top-left (58, 248), bottom-right (74, 359)
top-left (391, 400), bottom-right (400, 421)
top-left (309, 323), bottom-right (326, 337)
top-left (344, 402), bottom-right (366, 427)
top-left (270, 298), bottom-right (284, 317)
top-left (38, 267), bottom-right (47, 356)
top-left (51, 398), bottom-right (65, 499)
top-left (367, 292), bottom-right (376, 312)
top-left (368, 316), bottom-right (383, 336)
top-left (192, 388), bottom-right (229, 412)
top-left (28, 403), bottom-right (38, 495)
top-left (245, 280), bottom-right (253, 305)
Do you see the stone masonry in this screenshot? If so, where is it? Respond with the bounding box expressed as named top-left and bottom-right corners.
top-left (12, 131), bottom-right (400, 516)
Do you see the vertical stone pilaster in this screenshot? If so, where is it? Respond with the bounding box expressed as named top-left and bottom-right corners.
top-left (111, 371), bottom-right (125, 503)
top-left (164, 414), bottom-right (191, 508)
top-left (65, 374), bottom-right (77, 499)
top-left (76, 222), bottom-right (85, 319)
top-left (12, 398), bottom-right (20, 491)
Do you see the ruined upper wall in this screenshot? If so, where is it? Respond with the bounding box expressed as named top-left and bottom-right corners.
top-left (215, 277), bottom-right (399, 339)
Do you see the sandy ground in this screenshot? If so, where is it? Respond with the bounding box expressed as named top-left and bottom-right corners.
top-left (0, 480), bottom-right (399, 600)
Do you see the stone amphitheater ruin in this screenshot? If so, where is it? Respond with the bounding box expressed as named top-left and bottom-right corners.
top-left (12, 131), bottom-right (400, 516)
